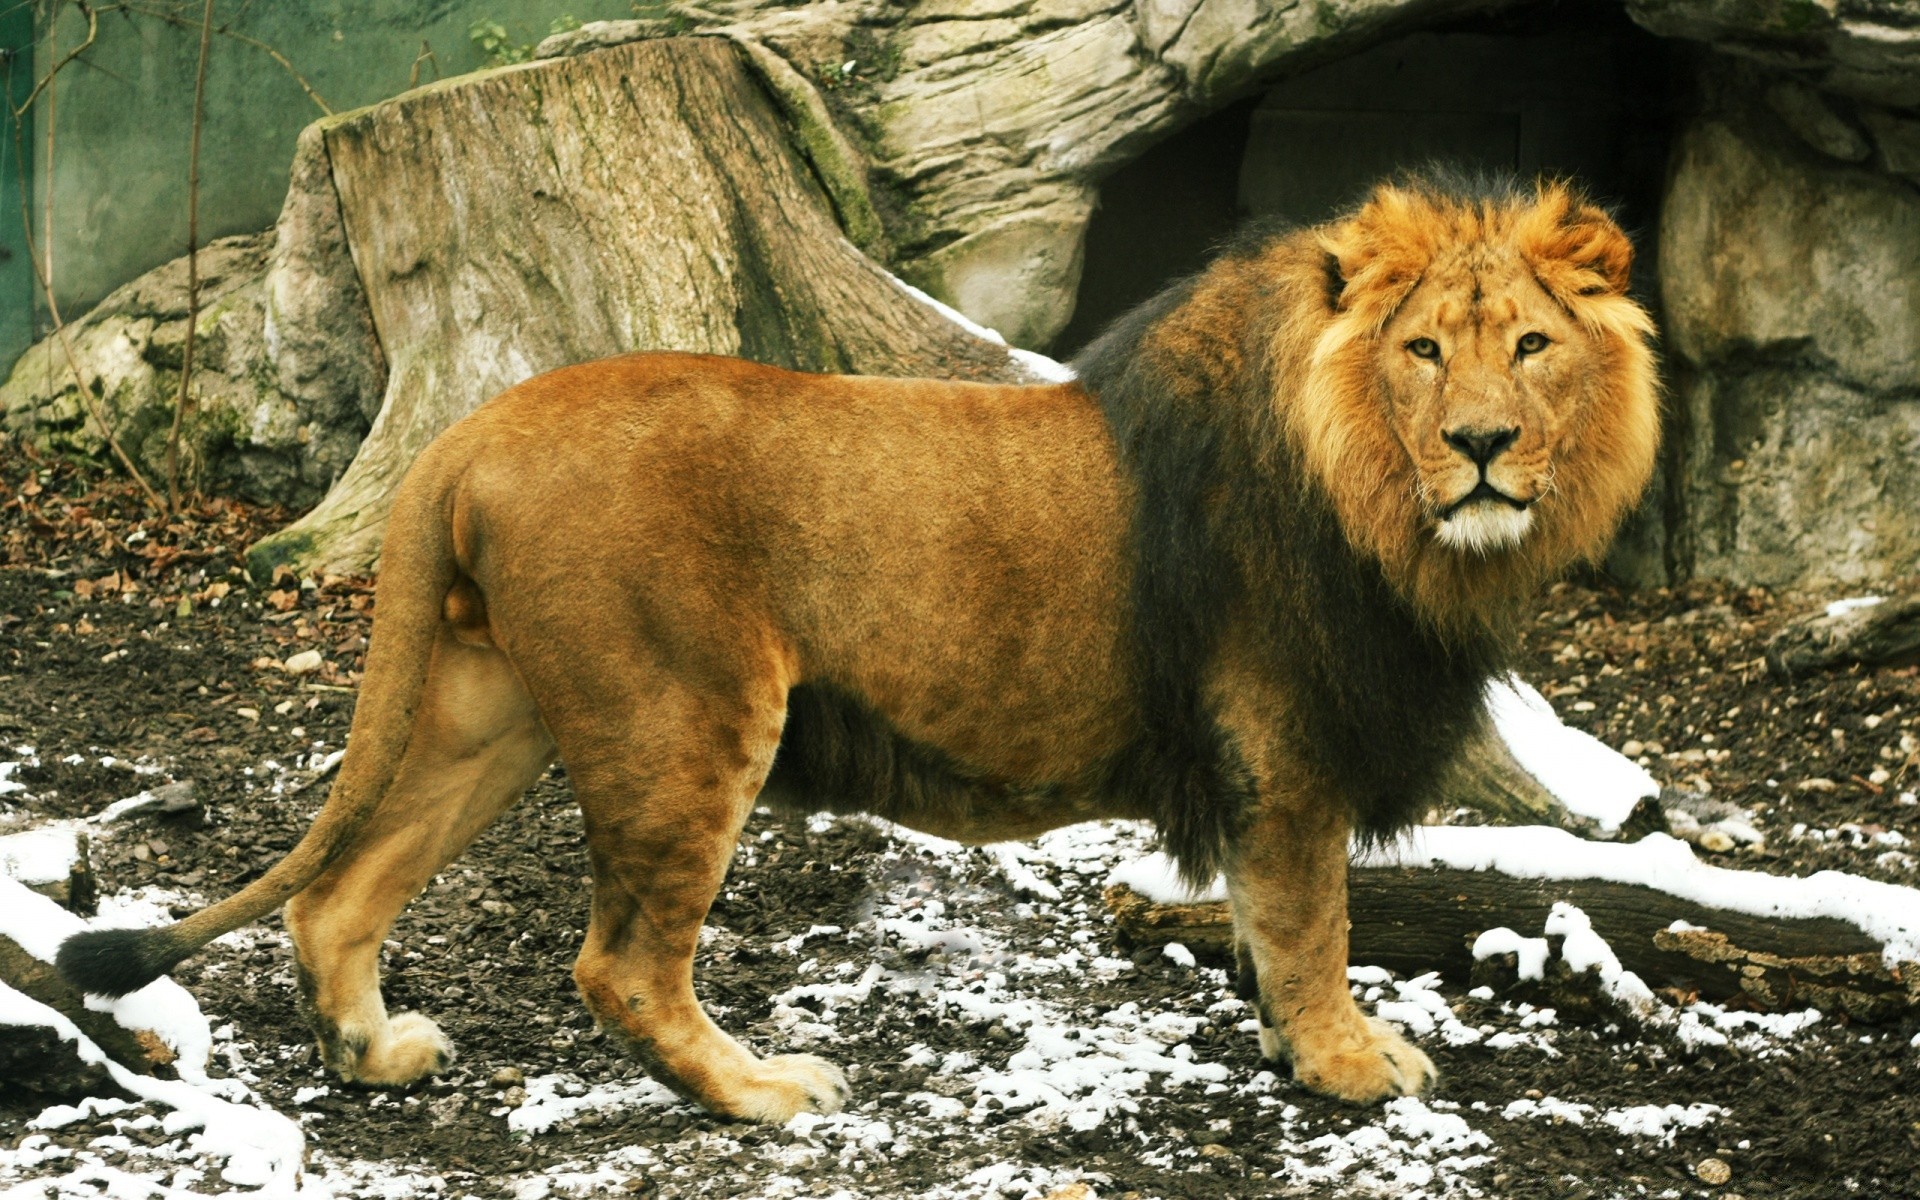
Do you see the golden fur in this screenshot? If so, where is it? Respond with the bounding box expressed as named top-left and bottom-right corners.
top-left (59, 177), bottom-right (1659, 1123)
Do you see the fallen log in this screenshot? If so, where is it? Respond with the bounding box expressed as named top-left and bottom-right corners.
top-left (1106, 864), bottom-right (1920, 1022)
top-left (1766, 592), bottom-right (1920, 680)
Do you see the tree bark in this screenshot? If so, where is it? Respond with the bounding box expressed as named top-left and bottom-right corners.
top-left (1106, 870), bottom-right (1920, 1021)
top-left (247, 37), bottom-right (1031, 578)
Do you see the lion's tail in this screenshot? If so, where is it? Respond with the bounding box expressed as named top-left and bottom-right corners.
top-left (56, 453), bottom-right (465, 998)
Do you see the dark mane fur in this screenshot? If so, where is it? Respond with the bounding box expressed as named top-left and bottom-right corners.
top-left (1074, 229), bottom-right (1506, 886)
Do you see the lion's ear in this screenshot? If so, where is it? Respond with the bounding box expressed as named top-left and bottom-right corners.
top-left (1320, 187), bottom-right (1431, 318)
top-left (1520, 188), bottom-right (1634, 299)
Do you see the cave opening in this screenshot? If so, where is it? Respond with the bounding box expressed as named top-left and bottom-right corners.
top-left (1057, 1), bottom-right (1684, 358)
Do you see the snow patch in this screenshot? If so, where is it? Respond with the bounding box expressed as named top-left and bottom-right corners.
top-left (1471, 927), bottom-right (1551, 981)
top-left (1825, 595), bottom-right (1885, 619)
top-left (0, 827), bottom-right (84, 886)
top-left (507, 1073), bottom-right (683, 1135)
top-left (884, 274), bottom-right (1077, 384)
top-left (1486, 675), bottom-right (1656, 831)
top-left (1600, 1102), bottom-right (1726, 1142)
top-left (1105, 851), bottom-right (1226, 904)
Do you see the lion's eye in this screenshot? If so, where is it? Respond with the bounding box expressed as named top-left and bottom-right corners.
top-left (1406, 337), bottom-right (1441, 360)
top-left (1516, 331), bottom-right (1551, 357)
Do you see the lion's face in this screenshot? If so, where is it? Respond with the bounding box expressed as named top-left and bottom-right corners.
top-left (1289, 180), bottom-right (1661, 628)
top-left (1374, 251), bottom-right (1596, 554)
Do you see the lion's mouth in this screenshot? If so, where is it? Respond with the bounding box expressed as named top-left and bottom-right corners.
top-left (1440, 480), bottom-right (1530, 520)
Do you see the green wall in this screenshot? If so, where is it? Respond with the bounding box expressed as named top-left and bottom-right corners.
top-left (3, 4), bottom-right (33, 368)
top-left (11, 0), bottom-right (633, 372)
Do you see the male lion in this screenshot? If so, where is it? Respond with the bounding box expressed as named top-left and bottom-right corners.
top-left (60, 176), bottom-right (1658, 1122)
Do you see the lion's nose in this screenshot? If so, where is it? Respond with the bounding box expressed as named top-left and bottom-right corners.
top-left (1443, 426), bottom-right (1519, 467)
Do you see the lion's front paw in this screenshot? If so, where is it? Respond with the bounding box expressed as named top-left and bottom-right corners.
top-left (718, 1053), bottom-right (851, 1124)
top-left (346, 1012), bottom-right (455, 1087)
top-left (1291, 1016), bottom-right (1435, 1104)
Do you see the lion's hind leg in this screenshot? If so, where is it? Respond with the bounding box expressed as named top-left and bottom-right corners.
top-left (285, 628), bottom-right (553, 1087)
top-left (1228, 798), bottom-right (1435, 1103)
top-left (553, 677), bottom-right (849, 1124)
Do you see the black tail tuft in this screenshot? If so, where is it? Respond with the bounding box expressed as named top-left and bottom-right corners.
top-left (55, 927), bottom-right (185, 997)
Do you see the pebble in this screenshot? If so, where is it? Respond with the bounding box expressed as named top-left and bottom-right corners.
top-left (283, 649), bottom-right (325, 675)
top-left (490, 1066), bottom-right (525, 1087)
top-left (500, 1085), bottom-right (526, 1108)
top-left (235, 707), bottom-right (260, 722)
top-left (1696, 1157), bottom-right (1732, 1185)
top-left (1620, 739), bottom-right (1645, 758)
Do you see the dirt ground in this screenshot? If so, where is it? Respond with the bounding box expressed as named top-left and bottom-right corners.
top-left (2, 455), bottom-right (1918, 1200)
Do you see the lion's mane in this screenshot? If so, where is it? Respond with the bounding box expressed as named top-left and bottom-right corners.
top-left (1077, 174), bottom-right (1660, 885)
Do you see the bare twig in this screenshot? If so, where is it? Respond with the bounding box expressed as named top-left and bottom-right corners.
top-left (121, 2), bottom-right (331, 114)
top-left (166, 0), bottom-right (215, 513)
top-left (10, 109), bottom-right (165, 512)
top-left (7, 0), bottom-right (164, 506)
top-left (409, 39), bottom-right (439, 89)
top-left (7, 0), bottom-right (96, 119)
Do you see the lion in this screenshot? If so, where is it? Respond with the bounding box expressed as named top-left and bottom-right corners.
top-left (58, 175), bottom-right (1659, 1123)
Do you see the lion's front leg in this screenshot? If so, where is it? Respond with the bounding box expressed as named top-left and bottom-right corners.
top-left (1226, 796), bottom-right (1434, 1103)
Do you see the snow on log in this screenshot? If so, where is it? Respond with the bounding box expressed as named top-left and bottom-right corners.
top-left (0, 877), bottom-right (304, 1184)
top-left (1765, 592), bottom-right (1920, 679)
top-left (0, 827), bottom-right (98, 914)
top-left (1106, 826), bottom-right (1920, 1021)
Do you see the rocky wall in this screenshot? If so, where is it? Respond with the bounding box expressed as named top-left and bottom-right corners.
top-left (1659, 67), bottom-right (1920, 587)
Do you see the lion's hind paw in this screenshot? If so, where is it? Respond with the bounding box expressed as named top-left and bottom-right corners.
top-left (345, 1012), bottom-right (456, 1087)
top-left (723, 1053), bottom-right (851, 1124)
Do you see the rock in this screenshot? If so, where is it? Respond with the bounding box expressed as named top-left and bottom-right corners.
top-left (1860, 106), bottom-right (1920, 178)
top-left (1627, 0), bottom-right (1920, 108)
top-left (1660, 102), bottom-right (1920, 587)
top-left (262, 124), bottom-right (389, 482)
top-left (490, 1066), bottom-right (525, 1087)
top-left (501, 1084), bottom-right (527, 1108)
top-left (282, 649), bottom-right (325, 676)
top-left (1764, 81), bottom-right (1872, 161)
top-left (96, 780), bottom-right (200, 824)
top-left (1696, 1156), bottom-right (1733, 1185)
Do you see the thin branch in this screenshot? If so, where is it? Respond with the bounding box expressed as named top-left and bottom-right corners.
top-left (166, 0), bottom-right (214, 512)
top-left (10, 118), bottom-right (165, 511)
top-left (121, 1), bottom-right (331, 114)
top-left (9, 0), bottom-right (96, 119)
top-left (408, 39), bottom-right (438, 90)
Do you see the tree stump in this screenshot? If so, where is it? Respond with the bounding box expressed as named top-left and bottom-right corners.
top-left (248, 37), bottom-right (1033, 579)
